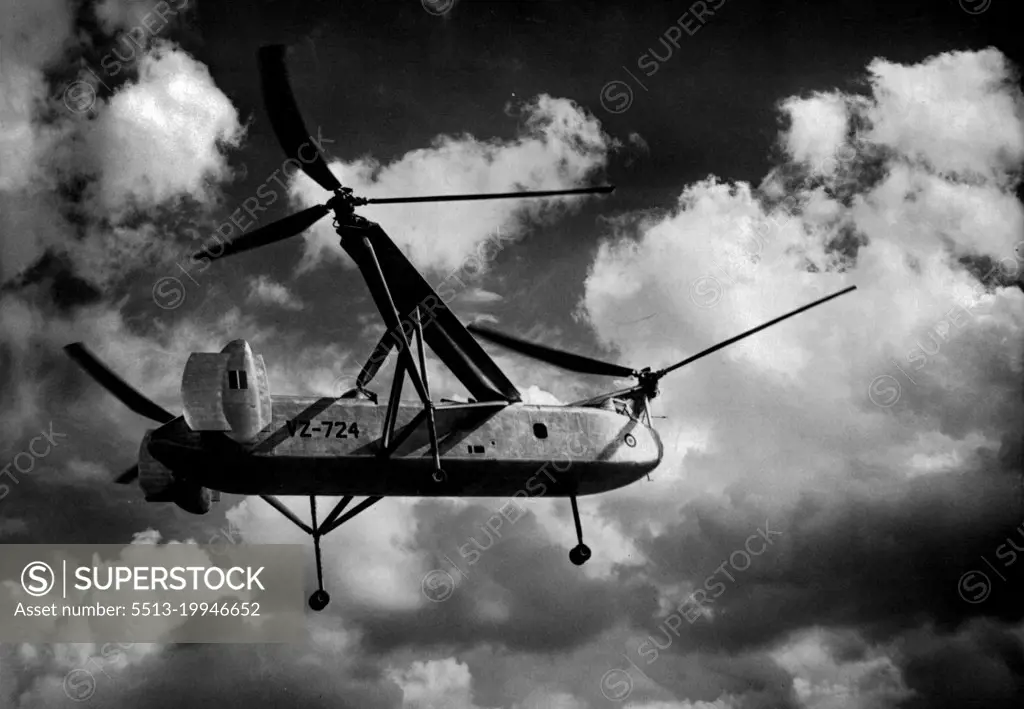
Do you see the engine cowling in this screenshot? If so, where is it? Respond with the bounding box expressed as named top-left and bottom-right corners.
top-left (180, 339), bottom-right (272, 442)
top-left (138, 430), bottom-right (215, 515)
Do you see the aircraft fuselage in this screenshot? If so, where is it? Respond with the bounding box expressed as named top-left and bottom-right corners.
top-left (145, 396), bottom-right (663, 497)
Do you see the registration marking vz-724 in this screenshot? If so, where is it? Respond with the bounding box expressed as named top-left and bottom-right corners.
top-left (286, 420), bottom-right (361, 438)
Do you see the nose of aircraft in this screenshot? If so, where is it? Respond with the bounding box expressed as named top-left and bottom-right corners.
top-left (604, 421), bottom-right (662, 470)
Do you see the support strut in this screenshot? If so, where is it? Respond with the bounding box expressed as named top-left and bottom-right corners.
top-left (319, 495), bottom-right (354, 532)
top-left (309, 496), bottom-right (329, 611)
top-left (319, 495), bottom-right (382, 536)
top-left (381, 356), bottom-right (406, 452)
top-left (260, 494), bottom-right (312, 535)
top-left (258, 494), bottom-right (384, 611)
top-left (360, 236), bottom-right (430, 404)
top-left (353, 232), bottom-right (446, 482)
top-left (414, 307), bottom-right (445, 483)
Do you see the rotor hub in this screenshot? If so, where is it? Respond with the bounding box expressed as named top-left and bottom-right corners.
top-left (327, 190), bottom-right (375, 233)
top-left (637, 368), bottom-right (660, 399)
top-left (327, 188), bottom-right (355, 213)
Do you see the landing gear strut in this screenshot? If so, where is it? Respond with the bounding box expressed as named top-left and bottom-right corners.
top-left (260, 493), bottom-right (382, 611)
top-left (568, 495), bottom-right (591, 566)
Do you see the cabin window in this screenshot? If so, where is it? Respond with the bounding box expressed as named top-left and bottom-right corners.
top-left (533, 423), bottom-right (548, 439)
top-left (227, 370), bottom-right (248, 390)
top-left (473, 445), bottom-right (485, 454)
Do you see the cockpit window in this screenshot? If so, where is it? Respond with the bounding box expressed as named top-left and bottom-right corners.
top-left (228, 370), bottom-right (248, 390)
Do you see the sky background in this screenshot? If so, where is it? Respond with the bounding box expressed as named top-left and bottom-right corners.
top-left (2, 0), bottom-right (1024, 707)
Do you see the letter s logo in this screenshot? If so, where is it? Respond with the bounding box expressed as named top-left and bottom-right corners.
top-left (22, 561), bottom-right (55, 597)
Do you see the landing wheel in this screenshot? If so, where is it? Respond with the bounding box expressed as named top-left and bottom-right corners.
top-left (308, 589), bottom-right (330, 611)
top-left (432, 468), bottom-right (446, 483)
top-left (569, 544), bottom-right (591, 566)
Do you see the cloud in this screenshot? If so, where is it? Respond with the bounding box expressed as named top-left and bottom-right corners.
top-left (1, 3), bottom-right (244, 295)
top-left (778, 92), bottom-right (850, 175)
top-left (582, 47), bottom-right (1024, 503)
top-left (0, 535), bottom-right (213, 708)
top-left (896, 620), bottom-right (1024, 709)
top-left (81, 41), bottom-right (244, 218)
top-left (0, 0), bottom-right (75, 71)
top-left (388, 658), bottom-right (485, 709)
top-left (0, 0), bottom-right (77, 278)
top-left (288, 94), bottom-right (619, 275)
top-left (0, 516), bottom-right (30, 537)
top-left (457, 288), bottom-right (504, 305)
top-left (246, 275), bottom-right (304, 311)
top-left (570, 46), bottom-right (1024, 705)
top-left (619, 701), bottom-right (739, 709)
top-left (94, 0), bottom-right (180, 35)
top-left (771, 629), bottom-right (913, 709)
top-left (861, 48), bottom-right (1024, 182)
top-left (519, 386), bottom-right (563, 405)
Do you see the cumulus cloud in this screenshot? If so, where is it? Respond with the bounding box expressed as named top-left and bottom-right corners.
top-left (582, 47), bottom-right (1024, 500)
top-left (0, 0), bottom-right (242, 291)
top-left (779, 93), bottom-right (850, 171)
top-left (288, 94), bottom-right (618, 275)
top-left (94, 0), bottom-right (182, 35)
top-left (861, 49), bottom-right (1024, 182)
top-left (388, 658), bottom-right (484, 709)
top-left (771, 629), bottom-right (912, 709)
top-left (570, 46), bottom-right (1024, 708)
top-left (0, 0), bottom-right (77, 278)
top-left (0, 0), bottom-right (75, 72)
top-left (246, 275), bottom-right (304, 310)
top-left (82, 42), bottom-right (244, 217)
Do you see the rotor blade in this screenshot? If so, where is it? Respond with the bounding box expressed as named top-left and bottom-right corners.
top-left (654, 285), bottom-right (858, 379)
top-left (64, 343), bottom-right (176, 424)
top-left (356, 333), bottom-right (396, 389)
top-left (467, 324), bottom-right (635, 378)
top-left (194, 204), bottom-right (329, 263)
top-left (257, 45), bottom-right (342, 192)
top-left (114, 464), bottom-right (139, 485)
top-left (364, 185), bottom-right (615, 205)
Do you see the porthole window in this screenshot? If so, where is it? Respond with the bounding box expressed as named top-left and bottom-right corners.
top-left (533, 423), bottom-right (548, 439)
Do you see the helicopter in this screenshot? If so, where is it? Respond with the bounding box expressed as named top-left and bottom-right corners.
top-left (64, 45), bottom-right (856, 611)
